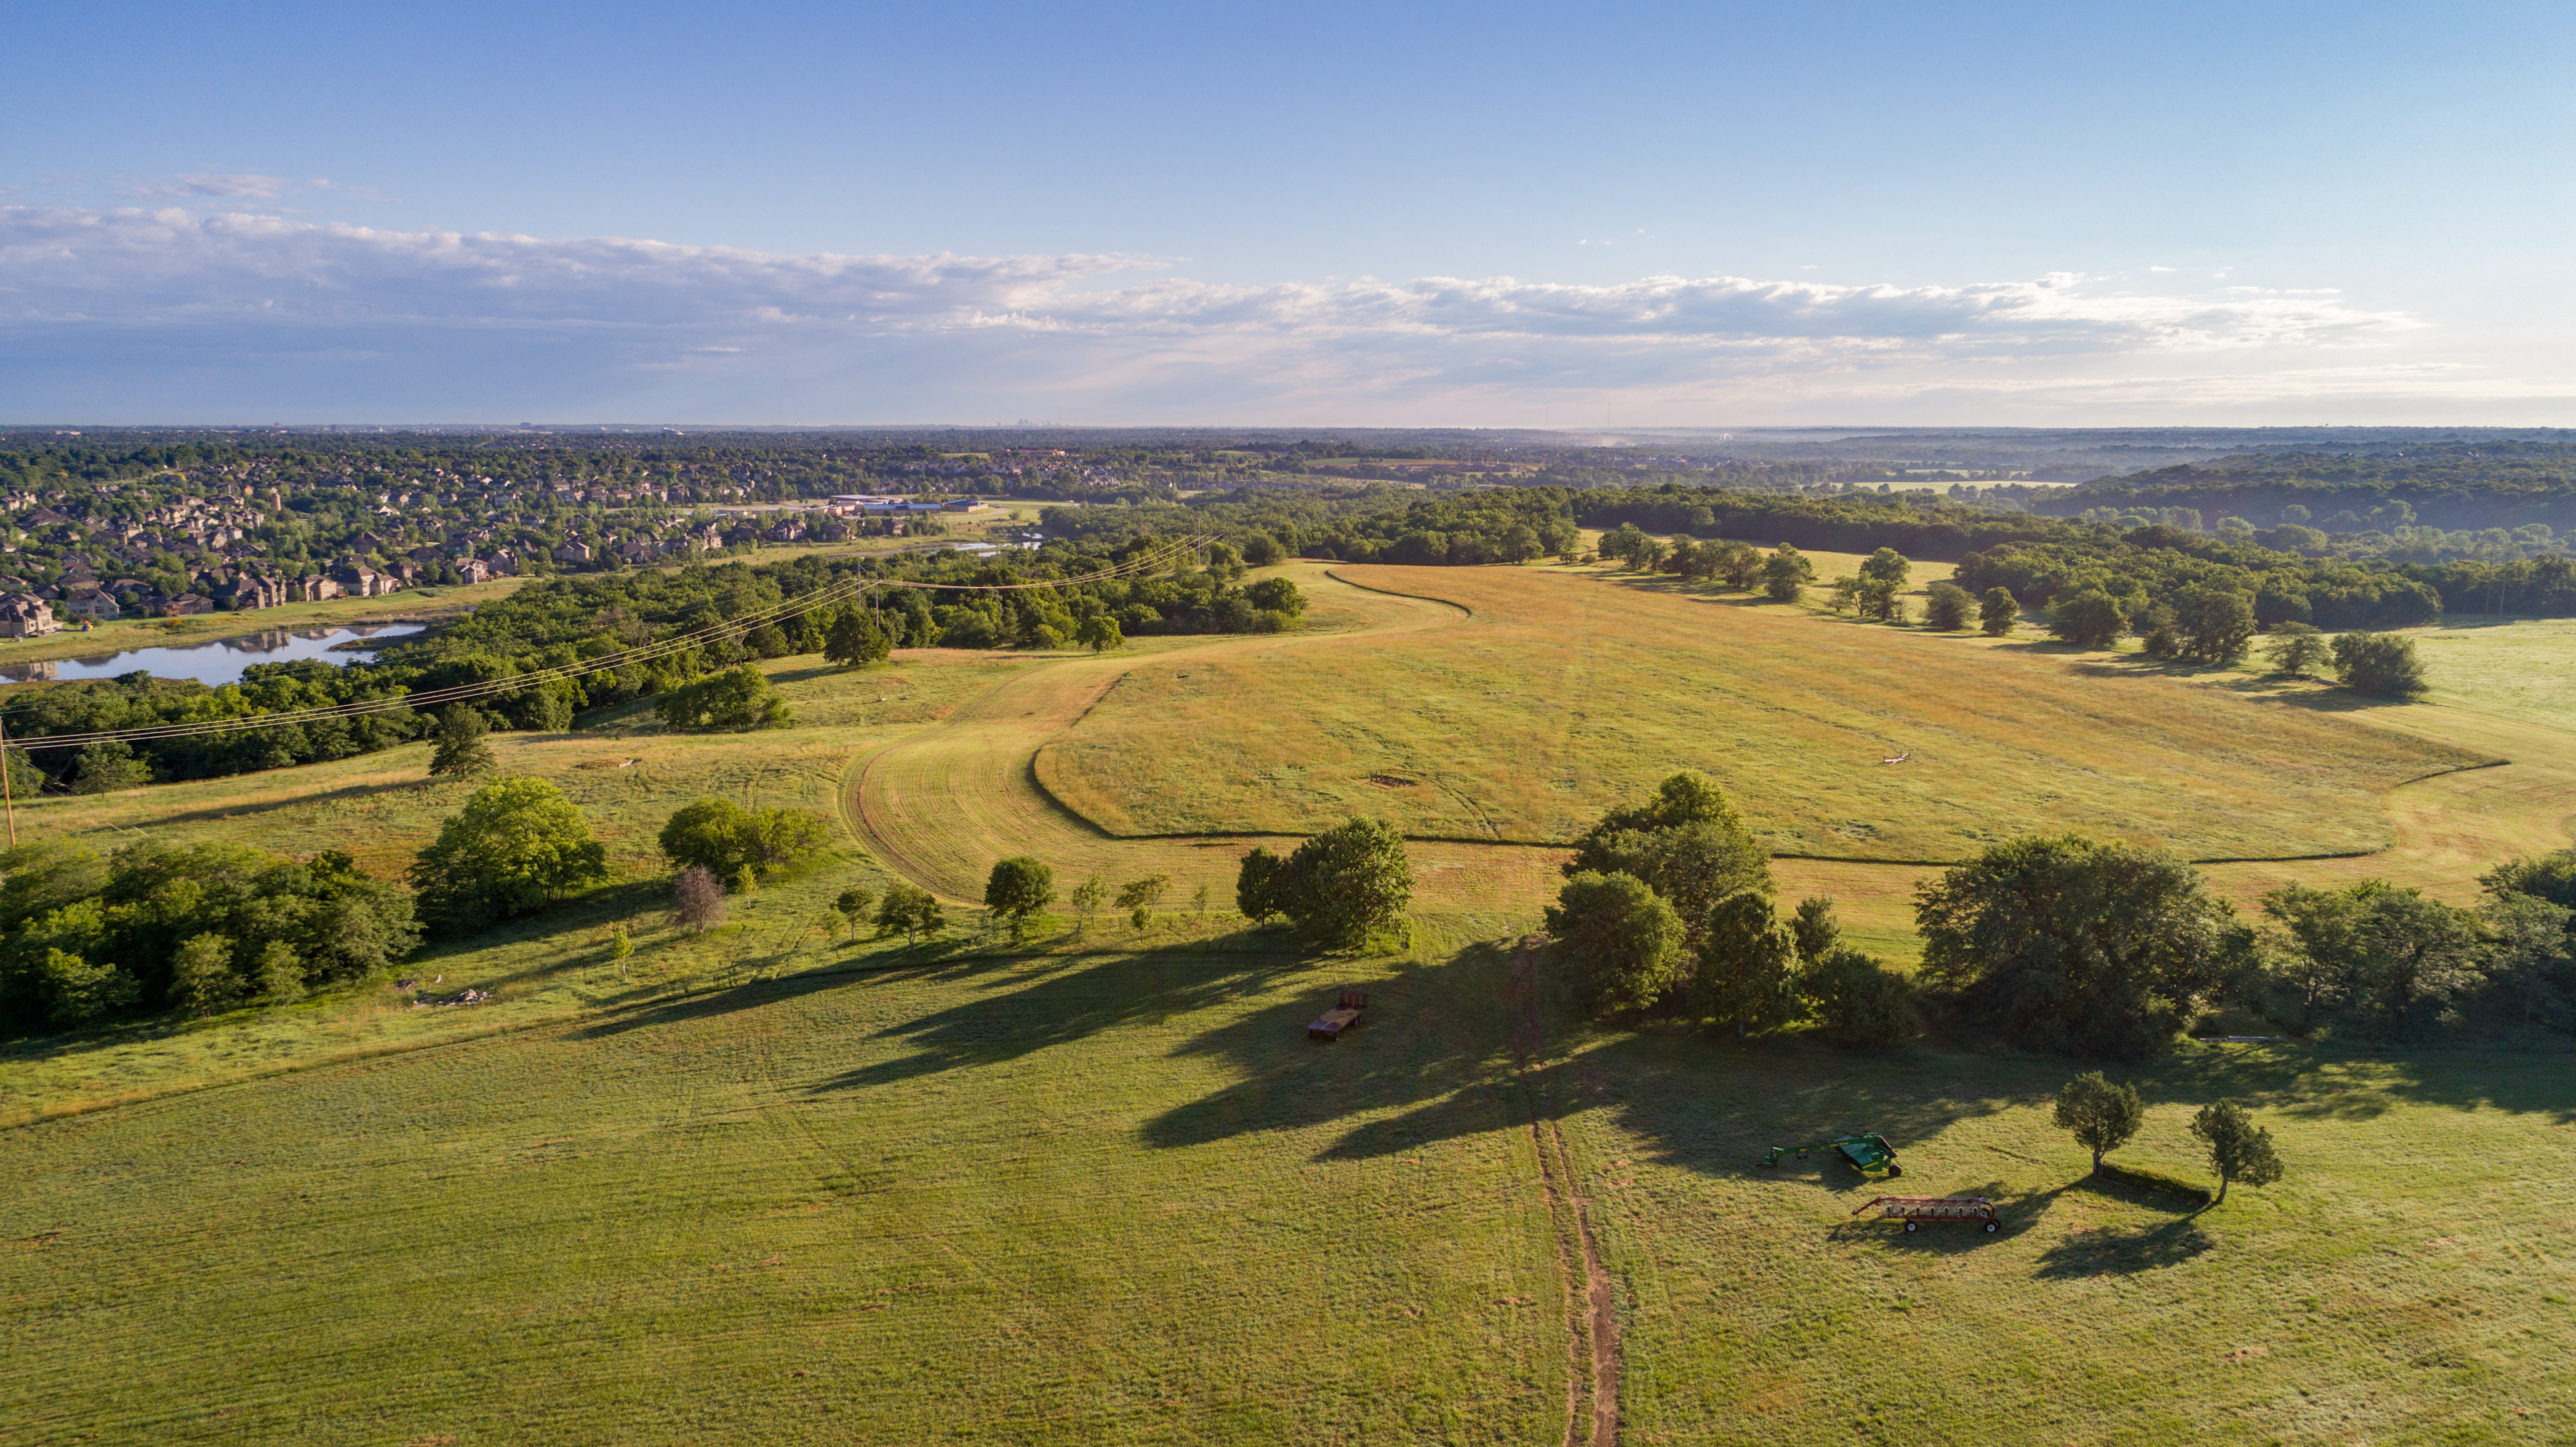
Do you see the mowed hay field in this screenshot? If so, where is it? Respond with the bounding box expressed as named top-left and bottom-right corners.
top-left (1, 927), bottom-right (1566, 1445)
top-left (1036, 564), bottom-right (2487, 861)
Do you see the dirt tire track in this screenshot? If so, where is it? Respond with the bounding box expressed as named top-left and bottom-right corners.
top-left (1508, 936), bottom-right (1619, 1447)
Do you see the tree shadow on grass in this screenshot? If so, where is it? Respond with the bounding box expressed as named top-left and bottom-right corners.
top-left (1139, 939), bottom-right (2032, 1171)
top-left (801, 931), bottom-right (1323, 1091)
top-left (2031, 1216), bottom-right (2216, 1278)
top-left (143, 776), bottom-right (429, 829)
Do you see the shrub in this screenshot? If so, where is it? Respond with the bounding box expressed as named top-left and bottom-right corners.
top-left (2263, 620), bottom-right (2328, 678)
top-left (834, 886), bottom-right (877, 939)
top-left (2330, 631), bottom-right (2427, 697)
top-left (672, 865), bottom-right (727, 932)
top-left (657, 798), bottom-right (832, 884)
top-left (1797, 945), bottom-right (1915, 1047)
top-left (1761, 544), bottom-right (1812, 602)
top-left (1565, 771), bottom-right (1769, 928)
top-left (1546, 871), bottom-right (1687, 1016)
top-left (874, 882), bottom-right (946, 944)
top-left (1923, 581), bottom-right (1973, 631)
top-left (1236, 847), bottom-right (1284, 923)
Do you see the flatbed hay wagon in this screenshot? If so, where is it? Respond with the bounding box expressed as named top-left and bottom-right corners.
top-left (1852, 1195), bottom-right (2000, 1232)
top-left (1307, 989), bottom-right (1367, 1041)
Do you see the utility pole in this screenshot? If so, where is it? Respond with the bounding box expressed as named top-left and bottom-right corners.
top-left (0, 713), bottom-right (19, 847)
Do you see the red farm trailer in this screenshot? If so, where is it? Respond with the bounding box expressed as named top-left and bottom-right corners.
top-left (1851, 1195), bottom-right (2001, 1233)
top-left (1307, 989), bottom-right (1367, 1041)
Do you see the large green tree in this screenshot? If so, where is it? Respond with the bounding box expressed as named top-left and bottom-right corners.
top-left (2330, 631), bottom-right (2427, 697)
top-left (2051, 1071), bottom-right (2145, 1174)
top-left (1566, 772), bottom-right (1770, 931)
top-left (1546, 870), bottom-right (1687, 1016)
top-left (1273, 818), bottom-right (1413, 950)
top-left (984, 857), bottom-right (1056, 939)
top-left (657, 797), bottom-right (832, 886)
top-left (2047, 589), bottom-right (2128, 648)
top-left (410, 777), bottom-right (610, 931)
top-left (1916, 835), bottom-right (2250, 1058)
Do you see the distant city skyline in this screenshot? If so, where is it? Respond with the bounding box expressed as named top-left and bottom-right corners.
top-left (7, 1), bottom-right (2572, 425)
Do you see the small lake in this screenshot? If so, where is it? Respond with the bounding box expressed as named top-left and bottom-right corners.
top-left (0, 625), bottom-right (427, 687)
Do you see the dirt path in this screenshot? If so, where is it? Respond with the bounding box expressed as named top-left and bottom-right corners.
top-left (1508, 937), bottom-right (1620, 1447)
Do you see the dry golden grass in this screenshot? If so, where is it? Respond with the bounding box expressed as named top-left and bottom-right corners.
top-left (1037, 564), bottom-right (2484, 862)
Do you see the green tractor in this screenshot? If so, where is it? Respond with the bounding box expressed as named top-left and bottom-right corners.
top-left (1758, 1133), bottom-right (1902, 1177)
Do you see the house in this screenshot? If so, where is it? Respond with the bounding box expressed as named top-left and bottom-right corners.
top-left (157, 594), bottom-right (214, 616)
top-left (553, 539), bottom-right (595, 564)
top-left (60, 592), bottom-right (119, 622)
top-left (329, 562), bottom-right (398, 597)
top-left (0, 594), bottom-right (59, 637)
top-left (485, 551), bottom-right (520, 576)
top-left (454, 558), bottom-right (491, 585)
top-left (616, 540), bottom-right (655, 564)
top-left (288, 574), bottom-right (343, 603)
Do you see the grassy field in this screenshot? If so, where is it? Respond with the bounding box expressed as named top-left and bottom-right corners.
top-left (1036, 562), bottom-right (2484, 861)
top-left (7, 555), bottom-right (2576, 1443)
top-left (2, 921), bottom-right (1567, 1445)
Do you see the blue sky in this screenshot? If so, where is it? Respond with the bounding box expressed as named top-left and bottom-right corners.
top-left (5, 1), bottom-right (2573, 424)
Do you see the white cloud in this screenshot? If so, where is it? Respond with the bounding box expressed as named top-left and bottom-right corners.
top-left (0, 205), bottom-right (2477, 422)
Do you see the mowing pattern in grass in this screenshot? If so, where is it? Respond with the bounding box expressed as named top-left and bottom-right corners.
top-left (1533, 1005), bottom-right (2576, 1444)
top-left (1, 926), bottom-right (1567, 1444)
top-left (1037, 564), bottom-right (2483, 861)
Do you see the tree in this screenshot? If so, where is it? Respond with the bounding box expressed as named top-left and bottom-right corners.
top-left (672, 865), bottom-right (727, 932)
top-left (656, 663), bottom-right (795, 732)
top-left (1713, 541), bottom-right (1762, 590)
top-left (1915, 835), bottom-right (2250, 1058)
top-left (1762, 544), bottom-right (1813, 602)
top-left (2264, 621), bottom-right (2328, 677)
top-left (2330, 631), bottom-right (2427, 698)
top-left (254, 939), bottom-right (305, 1003)
top-left (874, 882), bottom-right (946, 944)
top-left (1859, 547), bottom-right (1911, 590)
top-left (410, 777), bottom-right (610, 932)
top-left (2047, 589), bottom-right (2128, 648)
top-left (609, 928), bottom-right (635, 974)
top-left (1546, 870), bottom-right (1687, 1015)
top-left (2259, 881), bottom-right (2486, 1036)
top-left (1797, 945), bottom-right (1914, 1047)
top-left (1923, 581), bottom-right (1973, 632)
top-left (69, 741), bottom-right (150, 795)
top-left (1273, 819), bottom-right (1413, 950)
top-left (824, 609), bottom-right (893, 668)
top-left (1241, 532), bottom-right (1287, 566)
top-left (1566, 773), bottom-right (1769, 929)
top-left (1696, 891), bottom-right (1800, 1033)
top-left (1979, 586), bottom-right (2019, 636)
top-left (39, 947), bottom-right (139, 1025)
top-left (427, 704), bottom-right (496, 779)
top-left (2190, 1101), bottom-right (2284, 1203)
top-left (834, 886), bottom-right (877, 939)
top-left (1074, 613), bottom-right (1124, 652)
top-left (1500, 524), bottom-right (1545, 563)
top-left (2051, 1071), bottom-right (2145, 1174)
top-left (1600, 523), bottom-right (1650, 568)
top-left (1788, 895), bottom-right (1840, 965)
top-left (984, 857), bottom-right (1056, 939)
top-left (1113, 874), bottom-right (1170, 933)
top-left (1236, 847), bottom-right (1285, 923)
top-left (1071, 876), bottom-right (1108, 933)
top-left (658, 798), bottom-right (832, 883)
top-left (1192, 882), bottom-right (1211, 917)
top-left (2171, 584), bottom-right (2258, 665)
top-left (170, 931), bottom-right (242, 1017)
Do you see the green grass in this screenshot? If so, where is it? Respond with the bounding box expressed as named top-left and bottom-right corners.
top-left (1550, 1019), bottom-right (2576, 1444)
top-left (1037, 563), bottom-right (2483, 861)
top-left (3, 921), bottom-right (1564, 1445)
top-left (2406, 616), bottom-right (2576, 737)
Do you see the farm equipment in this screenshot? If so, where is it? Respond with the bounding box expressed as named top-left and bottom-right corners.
top-left (1758, 1134), bottom-right (1903, 1177)
top-left (1307, 989), bottom-right (1368, 1042)
top-left (1851, 1195), bottom-right (2000, 1233)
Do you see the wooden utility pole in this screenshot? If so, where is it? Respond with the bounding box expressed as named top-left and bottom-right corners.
top-left (0, 713), bottom-right (18, 847)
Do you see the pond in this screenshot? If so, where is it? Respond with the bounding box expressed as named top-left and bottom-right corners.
top-left (0, 624), bottom-right (427, 687)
